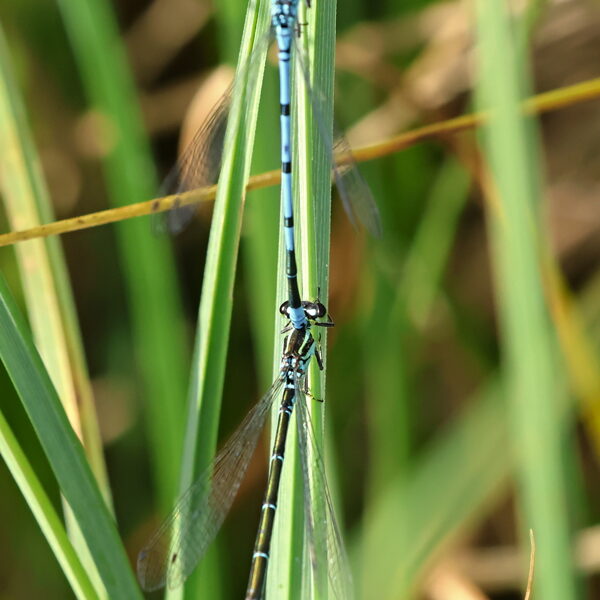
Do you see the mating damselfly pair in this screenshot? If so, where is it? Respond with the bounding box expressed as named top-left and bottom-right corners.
top-left (137, 0), bottom-right (380, 597)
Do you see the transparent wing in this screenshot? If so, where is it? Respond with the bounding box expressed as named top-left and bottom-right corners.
top-left (295, 387), bottom-right (354, 600)
top-left (331, 134), bottom-right (382, 238)
top-left (159, 91), bottom-right (231, 233)
top-left (137, 377), bottom-right (285, 591)
top-left (293, 43), bottom-right (382, 238)
top-left (158, 30), bottom-right (273, 233)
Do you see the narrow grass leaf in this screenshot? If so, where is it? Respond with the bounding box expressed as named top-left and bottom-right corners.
top-left (0, 22), bottom-right (111, 595)
top-left (543, 257), bottom-right (600, 459)
top-left (0, 410), bottom-right (99, 600)
top-left (243, 77), bottom-right (280, 388)
top-left (402, 158), bottom-right (471, 328)
top-left (56, 0), bottom-right (188, 511)
top-left (269, 0), bottom-right (338, 597)
top-left (0, 23), bottom-right (110, 499)
top-left (170, 1), bottom-right (271, 597)
top-left (475, 2), bottom-right (576, 598)
top-left (0, 273), bottom-right (142, 599)
top-left (363, 158), bottom-right (471, 498)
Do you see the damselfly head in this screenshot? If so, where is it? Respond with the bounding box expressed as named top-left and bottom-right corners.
top-left (279, 300), bottom-right (327, 322)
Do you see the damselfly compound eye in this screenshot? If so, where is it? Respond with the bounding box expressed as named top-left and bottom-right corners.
top-left (303, 301), bottom-right (326, 319)
top-left (313, 302), bottom-right (326, 318)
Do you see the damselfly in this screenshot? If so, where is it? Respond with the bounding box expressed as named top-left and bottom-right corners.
top-left (137, 301), bottom-right (350, 599)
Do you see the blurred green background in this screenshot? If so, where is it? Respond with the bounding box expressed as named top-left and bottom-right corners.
top-left (1, 0), bottom-right (600, 598)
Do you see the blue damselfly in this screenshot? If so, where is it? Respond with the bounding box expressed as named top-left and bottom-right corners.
top-left (137, 300), bottom-right (350, 598)
top-left (139, 1), bottom-right (369, 596)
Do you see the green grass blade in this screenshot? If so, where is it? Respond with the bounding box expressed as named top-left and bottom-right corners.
top-left (243, 82), bottom-right (280, 389)
top-left (363, 278), bottom-right (413, 500)
top-left (402, 158), bottom-right (471, 328)
top-left (243, 103), bottom-right (280, 387)
top-left (0, 273), bottom-right (142, 599)
top-left (169, 2), bottom-right (271, 598)
top-left (222, 0), bottom-right (280, 390)
top-left (475, 2), bottom-right (576, 598)
top-left (0, 24), bottom-right (110, 499)
top-left (0, 410), bottom-right (99, 600)
top-left (56, 0), bottom-right (188, 511)
top-left (269, 0), bottom-right (337, 597)
top-left (364, 158), bottom-right (471, 498)
top-left (0, 22), bottom-right (112, 595)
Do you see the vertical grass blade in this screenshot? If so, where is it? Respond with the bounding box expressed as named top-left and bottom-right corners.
top-left (170, 2), bottom-right (271, 598)
top-left (242, 80), bottom-right (280, 389)
top-left (0, 410), bottom-right (98, 600)
top-left (243, 100), bottom-right (280, 388)
top-left (0, 22), bottom-right (111, 595)
top-left (56, 0), bottom-right (188, 511)
top-left (0, 22), bottom-right (110, 501)
top-left (269, 0), bottom-right (337, 597)
top-left (0, 273), bottom-right (142, 599)
top-left (364, 157), bottom-right (471, 501)
top-left (402, 158), bottom-right (471, 328)
top-left (475, 2), bottom-right (576, 598)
